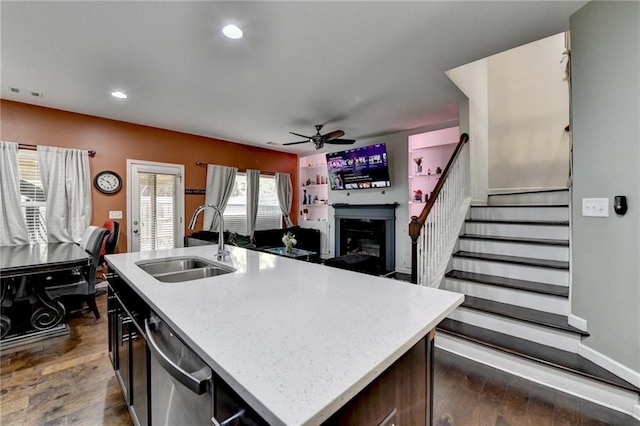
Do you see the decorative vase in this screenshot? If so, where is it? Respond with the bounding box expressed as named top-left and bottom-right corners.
top-left (416, 164), bottom-right (422, 174)
top-left (285, 242), bottom-right (294, 254)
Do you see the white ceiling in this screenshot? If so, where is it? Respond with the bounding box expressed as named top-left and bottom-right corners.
top-left (1, 1), bottom-right (586, 153)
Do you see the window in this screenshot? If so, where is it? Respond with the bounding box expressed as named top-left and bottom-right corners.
top-left (223, 173), bottom-right (282, 234)
top-left (137, 172), bottom-right (178, 251)
top-left (17, 150), bottom-right (47, 243)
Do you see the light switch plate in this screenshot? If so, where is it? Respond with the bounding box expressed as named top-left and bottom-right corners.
top-left (582, 198), bottom-right (609, 217)
top-left (109, 210), bottom-right (123, 219)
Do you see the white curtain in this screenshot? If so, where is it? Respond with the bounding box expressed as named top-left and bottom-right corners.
top-left (246, 169), bottom-right (260, 239)
top-left (0, 142), bottom-right (30, 245)
top-left (204, 165), bottom-right (237, 230)
top-left (275, 172), bottom-right (294, 228)
top-left (37, 146), bottom-right (91, 243)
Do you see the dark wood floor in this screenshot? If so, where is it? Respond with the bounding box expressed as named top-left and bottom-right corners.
top-left (1, 293), bottom-right (637, 425)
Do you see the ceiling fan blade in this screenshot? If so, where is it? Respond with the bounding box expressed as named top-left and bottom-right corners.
top-left (326, 139), bottom-right (356, 145)
top-left (323, 130), bottom-right (345, 141)
top-left (289, 131), bottom-right (313, 139)
top-left (282, 140), bottom-right (311, 146)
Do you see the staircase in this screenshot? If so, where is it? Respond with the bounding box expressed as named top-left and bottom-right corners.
top-left (436, 191), bottom-right (640, 417)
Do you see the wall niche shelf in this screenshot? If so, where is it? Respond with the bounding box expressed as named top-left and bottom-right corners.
top-left (298, 153), bottom-right (332, 258)
top-left (407, 126), bottom-right (460, 221)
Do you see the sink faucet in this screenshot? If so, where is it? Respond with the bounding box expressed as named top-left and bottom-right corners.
top-left (188, 204), bottom-right (230, 261)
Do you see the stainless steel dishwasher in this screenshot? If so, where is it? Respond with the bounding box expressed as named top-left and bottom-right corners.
top-left (145, 314), bottom-right (262, 426)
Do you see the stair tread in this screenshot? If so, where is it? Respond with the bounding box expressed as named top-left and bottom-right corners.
top-left (460, 234), bottom-right (569, 246)
top-left (461, 295), bottom-right (587, 335)
top-left (487, 188), bottom-right (570, 196)
top-left (437, 318), bottom-right (640, 393)
top-left (454, 251), bottom-right (569, 270)
top-left (466, 218), bottom-right (569, 226)
top-left (446, 270), bottom-right (569, 297)
top-left (472, 204), bottom-right (569, 208)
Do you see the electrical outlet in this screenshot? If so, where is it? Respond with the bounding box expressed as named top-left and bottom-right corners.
top-left (109, 210), bottom-right (123, 219)
top-left (582, 198), bottom-right (609, 217)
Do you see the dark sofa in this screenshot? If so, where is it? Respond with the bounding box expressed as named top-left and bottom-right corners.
top-left (186, 226), bottom-right (321, 261)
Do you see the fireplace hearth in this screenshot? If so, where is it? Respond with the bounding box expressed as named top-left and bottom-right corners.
top-left (333, 203), bottom-right (398, 272)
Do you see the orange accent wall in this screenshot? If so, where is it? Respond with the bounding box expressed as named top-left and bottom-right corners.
top-left (1, 100), bottom-right (298, 253)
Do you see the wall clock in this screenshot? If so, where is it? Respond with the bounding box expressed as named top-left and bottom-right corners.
top-left (94, 170), bottom-right (122, 194)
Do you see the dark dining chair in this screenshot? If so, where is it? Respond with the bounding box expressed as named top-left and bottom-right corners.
top-left (45, 226), bottom-right (109, 319)
top-left (97, 220), bottom-right (120, 282)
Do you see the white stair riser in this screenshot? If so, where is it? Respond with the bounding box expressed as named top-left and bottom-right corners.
top-left (470, 206), bottom-right (568, 222)
top-left (464, 222), bottom-right (569, 240)
top-left (487, 191), bottom-right (570, 205)
top-left (448, 307), bottom-right (580, 352)
top-left (436, 335), bottom-right (640, 419)
top-left (453, 257), bottom-right (569, 286)
top-left (443, 278), bottom-right (569, 315)
top-left (459, 239), bottom-right (569, 262)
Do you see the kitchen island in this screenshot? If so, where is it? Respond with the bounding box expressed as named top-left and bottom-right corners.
top-left (106, 245), bottom-right (463, 425)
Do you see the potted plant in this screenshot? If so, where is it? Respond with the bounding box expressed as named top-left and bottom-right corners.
top-left (413, 157), bottom-right (423, 174)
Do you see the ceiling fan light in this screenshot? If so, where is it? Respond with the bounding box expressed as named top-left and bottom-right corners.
top-left (222, 25), bottom-right (243, 40)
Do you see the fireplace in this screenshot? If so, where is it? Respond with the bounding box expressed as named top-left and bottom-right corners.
top-left (333, 203), bottom-right (398, 272)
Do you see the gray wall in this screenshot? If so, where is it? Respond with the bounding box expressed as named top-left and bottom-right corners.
top-left (570, 1), bottom-right (640, 371)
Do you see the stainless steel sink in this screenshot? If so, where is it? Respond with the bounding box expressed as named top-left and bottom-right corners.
top-left (154, 267), bottom-right (232, 283)
top-left (136, 256), bottom-right (235, 282)
top-left (137, 257), bottom-right (214, 275)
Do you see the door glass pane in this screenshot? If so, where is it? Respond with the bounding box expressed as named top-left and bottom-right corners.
top-left (138, 172), bottom-right (177, 251)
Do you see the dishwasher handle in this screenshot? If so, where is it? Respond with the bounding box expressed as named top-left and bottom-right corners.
top-left (145, 318), bottom-right (212, 395)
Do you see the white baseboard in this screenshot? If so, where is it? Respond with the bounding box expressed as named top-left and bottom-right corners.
top-left (568, 313), bottom-right (588, 332)
top-left (578, 342), bottom-right (640, 389)
top-left (436, 334), bottom-right (640, 419)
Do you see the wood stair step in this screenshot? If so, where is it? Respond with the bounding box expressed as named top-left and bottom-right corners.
top-left (437, 318), bottom-right (640, 394)
top-left (445, 270), bottom-right (569, 297)
top-left (454, 251), bottom-right (569, 270)
top-left (461, 296), bottom-right (587, 335)
top-left (459, 234), bottom-right (569, 247)
top-left (472, 203), bottom-right (569, 208)
top-left (466, 219), bottom-right (569, 226)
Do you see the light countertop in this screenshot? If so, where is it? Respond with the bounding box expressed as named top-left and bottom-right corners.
top-left (106, 245), bottom-right (463, 425)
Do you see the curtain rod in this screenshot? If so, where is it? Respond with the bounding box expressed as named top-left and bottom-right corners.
top-left (195, 161), bottom-right (289, 176)
top-left (18, 143), bottom-right (96, 157)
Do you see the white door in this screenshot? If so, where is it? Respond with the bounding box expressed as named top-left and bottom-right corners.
top-left (127, 160), bottom-right (185, 252)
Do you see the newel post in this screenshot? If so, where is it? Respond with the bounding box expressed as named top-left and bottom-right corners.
top-left (409, 215), bottom-right (421, 284)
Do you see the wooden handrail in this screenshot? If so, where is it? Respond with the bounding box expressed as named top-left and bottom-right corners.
top-left (409, 133), bottom-right (469, 283)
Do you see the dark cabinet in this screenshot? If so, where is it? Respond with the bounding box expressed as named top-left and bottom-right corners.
top-left (326, 331), bottom-right (434, 426)
top-left (108, 277), bottom-right (150, 426)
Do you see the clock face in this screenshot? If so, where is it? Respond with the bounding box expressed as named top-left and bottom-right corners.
top-left (94, 171), bottom-right (122, 194)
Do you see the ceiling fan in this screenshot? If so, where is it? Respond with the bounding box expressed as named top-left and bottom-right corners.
top-left (283, 124), bottom-right (356, 150)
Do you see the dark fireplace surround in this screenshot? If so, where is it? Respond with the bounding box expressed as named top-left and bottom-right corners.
top-left (333, 203), bottom-right (398, 272)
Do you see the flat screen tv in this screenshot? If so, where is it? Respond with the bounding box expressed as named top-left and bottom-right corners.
top-left (326, 143), bottom-right (391, 190)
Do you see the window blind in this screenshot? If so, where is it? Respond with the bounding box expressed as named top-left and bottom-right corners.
top-left (17, 150), bottom-right (47, 243)
top-left (138, 172), bottom-right (178, 251)
top-left (223, 173), bottom-right (282, 235)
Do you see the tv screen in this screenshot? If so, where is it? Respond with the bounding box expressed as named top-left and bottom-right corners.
top-left (326, 143), bottom-right (391, 190)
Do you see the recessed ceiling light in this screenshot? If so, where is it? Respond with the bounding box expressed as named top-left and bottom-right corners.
top-left (111, 91), bottom-right (127, 99)
top-left (222, 24), bottom-right (243, 40)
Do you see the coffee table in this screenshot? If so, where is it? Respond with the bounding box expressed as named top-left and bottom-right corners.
top-left (263, 246), bottom-right (317, 261)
